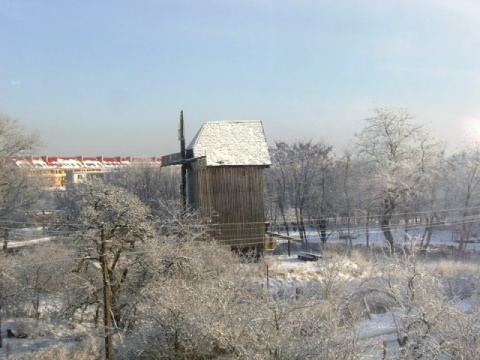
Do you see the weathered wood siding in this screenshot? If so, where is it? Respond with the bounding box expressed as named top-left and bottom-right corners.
top-left (187, 169), bottom-right (198, 209)
top-left (195, 166), bottom-right (265, 247)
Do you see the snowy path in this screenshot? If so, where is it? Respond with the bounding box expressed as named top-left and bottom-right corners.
top-left (5, 237), bottom-right (53, 249)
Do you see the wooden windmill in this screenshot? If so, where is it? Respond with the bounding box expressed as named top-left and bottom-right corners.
top-left (162, 113), bottom-right (271, 254)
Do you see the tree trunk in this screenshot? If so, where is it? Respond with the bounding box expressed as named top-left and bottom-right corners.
top-left (279, 203), bottom-right (289, 236)
top-left (366, 212), bottom-right (370, 248)
top-left (381, 216), bottom-right (395, 255)
top-left (459, 209), bottom-right (474, 251)
top-left (33, 293), bottom-right (41, 320)
top-left (0, 304), bottom-right (3, 348)
top-left (95, 305), bottom-right (100, 328)
top-left (294, 207), bottom-right (305, 242)
top-left (421, 216), bottom-right (433, 249)
top-left (381, 196), bottom-right (396, 255)
top-left (318, 218), bottom-right (327, 245)
top-left (299, 208), bottom-right (306, 242)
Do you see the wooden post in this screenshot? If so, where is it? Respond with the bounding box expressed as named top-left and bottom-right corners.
top-left (266, 265), bottom-right (269, 287)
top-left (0, 302), bottom-right (2, 349)
top-left (366, 212), bottom-right (370, 248)
top-left (3, 228), bottom-right (8, 251)
top-left (0, 230), bottom-right (3, 347)
top-left (179, 111), bottom-right (187, 212)
top-left (100, 224), bottom-right (113, 360)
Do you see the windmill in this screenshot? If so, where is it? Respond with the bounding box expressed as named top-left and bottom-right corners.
top-left (162, 113), bottom-right (272, 255)
top-left (161, 111), bottom-right (197, 211)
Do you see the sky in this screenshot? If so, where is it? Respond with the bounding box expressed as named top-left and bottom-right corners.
top-left (1, 0), bottom-right (479, 157)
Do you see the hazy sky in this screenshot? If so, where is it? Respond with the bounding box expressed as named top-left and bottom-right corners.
top-left (1, 0), bottom-right (479, 156)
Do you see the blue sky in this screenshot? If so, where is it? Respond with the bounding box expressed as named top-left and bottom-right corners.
top-left (1, 0), bottom-right (479, 156)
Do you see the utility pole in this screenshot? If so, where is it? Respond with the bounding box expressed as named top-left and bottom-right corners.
top-left (3, 228), bottom-right (8, 251)
top-left (0, 230), bottom-right (4, 348)
top-left (100, 223), bottom-right (113, 360)
top-left (0, 295), bottom-right (2, 349)
top-left (179, 111), bottom-right (187, 212)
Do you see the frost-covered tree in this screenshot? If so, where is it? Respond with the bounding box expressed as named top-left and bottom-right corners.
top-left (414, 145), bottom-right (447, 248)
top-left (445, 144), bottom-right (480, 250)
top-left (265, 142), bottom-right (291, 234)
top-left (108, 163), bottom-right (181, 214)
top-left (55, 181), bottom-right (153, 329)
top-left (306, 148), bottom-right (337, 245)
top-left (0, 113), bottom-right (45, 221)
top-left (11, 244), bottom-right (74, 320)
top-left (333, 150), bottom-right (365, 248)
top-left (0, 113), bottom-right (40, 160)
top-left (119, 236), bottom-right (366, 359)
top-left (267, 141), bottom-right (333, 242)
top-left (355, 107), bottom-right (442, 253)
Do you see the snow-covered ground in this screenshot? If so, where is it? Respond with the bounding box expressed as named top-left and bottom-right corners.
top-left (0, 318), bottom-right (94, 359)
top-left (262, 244), bottom-right (479, 359)
top-left (273, 225), bottom-right (480, 251)
top-left (1, 228), bottom-right (478, 358)
top-left (6, 237), bottom-right (53, 249)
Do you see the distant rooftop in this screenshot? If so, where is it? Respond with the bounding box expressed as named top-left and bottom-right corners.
top-left (10, 156), bottom-right (161, 169)
top-left (187, 120), bottom-right (271, 166)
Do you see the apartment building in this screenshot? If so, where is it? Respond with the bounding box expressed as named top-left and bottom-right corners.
top-left (10, 156), bottom-right (161, 187)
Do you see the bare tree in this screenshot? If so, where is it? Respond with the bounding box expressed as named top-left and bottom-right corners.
top-left (416, 146), bottom-right (447, 249)
top-left (435, 298), bottom-right (480, 359)
top-left (108, 163), bottom-right (181, 214)
top-left (266, 142), bottom-right (294, 235)
top-left (0, 114), bottom-right (41, 159)
top-left (0, 114), bottom-right (45, 222)
top-left (355, 108), bottom-right (442, 254)
top-left (0, 252), bottom-right (16, 349)
top-left (9, 244), bottom-right (74, 320)
top-left (339, 152), bottom-right (354, 248)
top-left (445, 145), bottom-right (480, 251)
top-left (120, 236), bottom-right (366, 359)
top-left (306, 148), bottom-right (337, 246)
top-left (54, 181), bottom-right (154, 330)
top-left (0, 114), bottom-right (43, 347)
top-left (268, 141), bottom-right (332, 242)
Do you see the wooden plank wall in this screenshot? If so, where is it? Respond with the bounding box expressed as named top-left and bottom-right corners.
top-left (196, 166), bottom-right (265, 248)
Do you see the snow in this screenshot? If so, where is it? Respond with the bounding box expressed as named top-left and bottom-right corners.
top-left (7, 237), bottom-right (53, 249)
top-left (274, 225), bottom-right (480, 251)
top-left (358, 313), bottom-right (400, 358)
top-left (0, 318), bottom-right (93, 359)
top-left (2, 227), bottom-right (478, 358)
top-left (453, 298), bottom-right (475, 314)
top-left (263, 235), bottom-right (479, 359)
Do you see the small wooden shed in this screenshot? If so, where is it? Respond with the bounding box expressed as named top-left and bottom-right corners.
top-left (164, 120), bottom-right (271, 252)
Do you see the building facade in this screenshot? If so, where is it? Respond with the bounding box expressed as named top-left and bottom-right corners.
top-left (10, 156), bottom-right (161, 187)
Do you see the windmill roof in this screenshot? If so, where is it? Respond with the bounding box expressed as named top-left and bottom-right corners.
top-left (187, 120), bottom-right (271, 166)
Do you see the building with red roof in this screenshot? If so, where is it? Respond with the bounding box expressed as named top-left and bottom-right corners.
top-left (10, 156), bottom-right (161, 187)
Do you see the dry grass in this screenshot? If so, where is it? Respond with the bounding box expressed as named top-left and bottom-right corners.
top-left (421, 259), bottom-right (480, 278)
top-left (265, 246), bottom-right (376, 283)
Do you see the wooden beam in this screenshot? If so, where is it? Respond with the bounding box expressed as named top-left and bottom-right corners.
top-left (266, 231), bottom-right (303, 243)
top-left (161, 152), bottom-right (182, 167)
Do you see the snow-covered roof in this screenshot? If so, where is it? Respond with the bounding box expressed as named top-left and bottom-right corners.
top-left (10, 158), bottom-right (35, 168)
top-left (82, 160), bottom-right (103, 168)
top-left (187, 120), bottom-right (271, 166)
top-left (51, 158), bottom-right (83, 168)
top-left (10, 156), bottom-right (160, 170)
